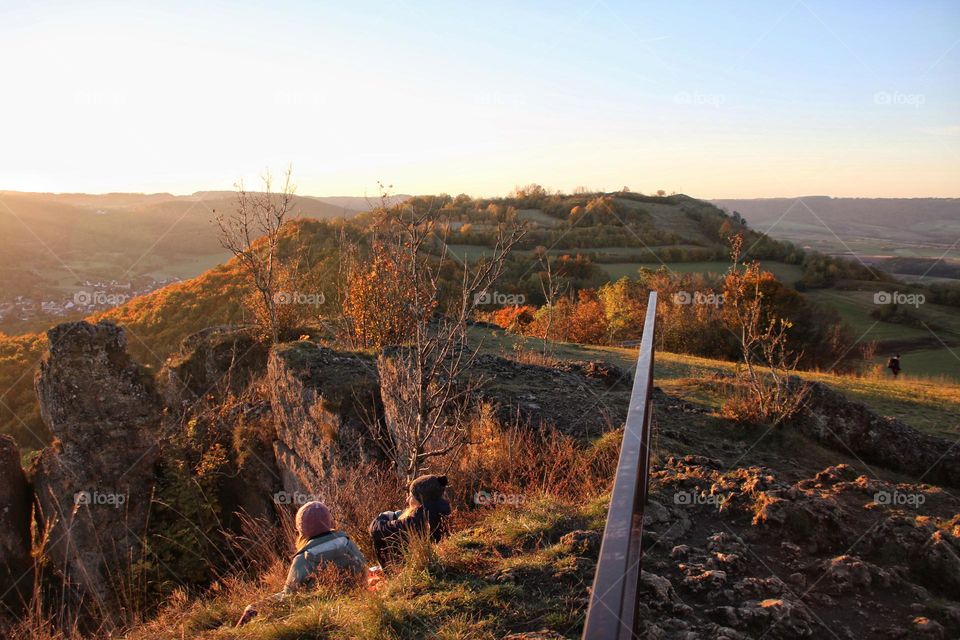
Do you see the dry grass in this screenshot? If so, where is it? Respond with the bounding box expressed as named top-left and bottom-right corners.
top-left (8, 410), bottom-right (616, 640)
top-left (114, 491), bottom-right (599, 640)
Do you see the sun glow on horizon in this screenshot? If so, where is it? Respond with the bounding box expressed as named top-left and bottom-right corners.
top-left (1, 0), bottom-right (958, 198)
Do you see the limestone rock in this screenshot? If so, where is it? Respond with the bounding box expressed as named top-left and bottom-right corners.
top-left (469, 354), bottom-right (630, 437)
top-left (31, 320), bottom-right (162, 627)
top-left (268, 341), bottom-right (382, 496)
top-left (159, 326), bottom-right (269, 409)
top-left (559, 529), bottom-right (601, 557)
top-left (793, 381), bottom-right (960, 487)
top-left (0, 435), bottom-right (31, 617)
top-left (502, 631), bottom-right (569, 640)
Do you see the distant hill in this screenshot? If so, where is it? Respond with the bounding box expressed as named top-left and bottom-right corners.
top-left (309, 194), bottom-right (412, 210)
top-left (712, 197), bottom-right (960, 259)
top-left (0, 190), bottom-right (371, 332)
top-left (3, 188), bottom-right (937, 450)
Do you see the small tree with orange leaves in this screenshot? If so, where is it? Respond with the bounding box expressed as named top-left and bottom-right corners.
top-left (342, 242), bottom-right (427, 350)
top-left (722, 234), bottom-right (809, 426)
top-left (343, 190), bottom-right (526, 479)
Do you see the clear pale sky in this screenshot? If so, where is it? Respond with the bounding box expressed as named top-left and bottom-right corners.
top-left (1, 0), bottom-right (958, 198)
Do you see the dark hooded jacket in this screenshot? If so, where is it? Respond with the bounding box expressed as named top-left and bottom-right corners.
top-left (369, 475), bottom-right (451, 567)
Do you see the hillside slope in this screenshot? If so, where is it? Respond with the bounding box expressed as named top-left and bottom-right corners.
top-left (713, 197), bottom-right (960, 259)
top-left (106, 334), bottom-right (960, 640)
top-left (0, 190), bottom-right (362, 330)
top-left (0, 190), bottom-right (917, 450)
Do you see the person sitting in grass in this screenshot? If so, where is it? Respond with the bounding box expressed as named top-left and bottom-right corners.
top-left (237, 500), bottom-right (366, 626)
top-left (369, 474), bottom-right (452, 568)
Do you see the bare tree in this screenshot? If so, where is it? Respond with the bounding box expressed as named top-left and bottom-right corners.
top-left (533, 246), bottom-right (567, 355)
top-left (723, 235), bottom-right (809, 426)
top-left (354, 195), bottom-right (526, 480)
top-left (214, 167), bottom-right (297, 343)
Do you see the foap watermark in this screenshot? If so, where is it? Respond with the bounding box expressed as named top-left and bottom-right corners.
top-left (74, 290), bottom-right (130, 306)
top-left (273, 491), bottom-right (324, 506)
top-left (673, 489), bottom-right (728, 509)
top-left (673, 290), bottom-right (725, 306)
top-left (474, 290), bottom-right (526, 305)
top-left (873, 291), bottom-right (925, 308)
top-left (873, 91), bottom-right (925, 108)
top-left (874, 490), bottom-right (925, 508)
top-left (474, 490), bottom-right (526, 506)
top-left (674, 91), bottom-right (725, 108)
top-left (274, 291), bottom-right (326, 307)
top-left (74, 490), bottom-right (127, 508)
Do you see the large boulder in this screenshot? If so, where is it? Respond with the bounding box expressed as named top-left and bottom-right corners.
top-left (158, 326), bottom-right (269, 410)
top-left (268, 341), bottom-right (383, 497)
top-left (31, 320), bottom-right (162, 627)
top-left (158, 326), bottom-right (278, 521)
top-left (469, 354), bottom-right (631, 437)
top-left (793, 381), bottom-right (960, 487)
top-left (374, 350), bottom-right (630, 472)
top-left (0, 435), bottom-right (31, 618)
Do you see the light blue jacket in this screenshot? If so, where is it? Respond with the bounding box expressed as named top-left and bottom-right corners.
top-left (278, 531), bottom-right (366, 596)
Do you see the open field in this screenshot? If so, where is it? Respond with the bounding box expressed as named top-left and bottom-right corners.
top-left (445, 243), bottom-right (705, 262)
top-left (474, 326), bottom-right (960, 439)
top-left (803, 288), bottom-right (960, 379)
top-left (713, 197), bottom-right (960, 261)
top-left (869, 348), bottom-right (960, 382)
top-left (140, 251), bottom-right (231, 281)
top-left (596, 259), bottom-right (804, 283)
top-left (515, 208), bottom-right (564, 227)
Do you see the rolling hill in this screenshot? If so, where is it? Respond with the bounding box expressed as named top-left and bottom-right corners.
top-left (713, 196), bottom-right (960, 260)
top-left (0, 191), bottom-right (368, 333)
top-left (2, 189), bottom-right (957, 451)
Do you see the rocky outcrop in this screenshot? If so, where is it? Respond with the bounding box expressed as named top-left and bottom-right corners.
top-left (793, 381), bottom-right (960, 487)
top-left (31, 321), bottom-right (162, 626)
top-left (633, 451), bottom-right (960, 638)
top-left (158, 326), bottom-right (269, 409)
top-left (268, 341), bottom-right (383, 496)
top-left (469, 354), bottom-right (631, 437)
top-left (0, 435), bottom-right (31, 617)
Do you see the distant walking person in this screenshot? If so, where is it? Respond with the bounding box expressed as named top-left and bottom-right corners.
top-left (887, 353), bottom-right (902, 378)
top-left (369, 474), bottom-right (451, 568)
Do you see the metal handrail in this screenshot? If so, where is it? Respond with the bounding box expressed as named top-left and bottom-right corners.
top-left (582, 291), bottom-right (658, 640)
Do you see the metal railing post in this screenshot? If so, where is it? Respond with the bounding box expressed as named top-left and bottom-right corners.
top-left (582, 291), bottom-right (657, 640)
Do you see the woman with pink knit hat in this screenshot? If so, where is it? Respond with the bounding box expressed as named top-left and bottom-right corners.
top-left (237, 500), bottom-right (366, 626)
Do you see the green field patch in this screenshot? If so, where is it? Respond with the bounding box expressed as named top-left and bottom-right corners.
top-left (596, 260), bottom-right (803, 283)
top-left (516, 208), bottom-right (564, 228)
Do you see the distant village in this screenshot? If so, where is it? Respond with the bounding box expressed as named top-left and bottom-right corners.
top-left (0, 277), bottom-right (181, 323)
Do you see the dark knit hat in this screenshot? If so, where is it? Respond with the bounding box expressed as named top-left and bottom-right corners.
top-left (410, 474), bottom-right (448, 503)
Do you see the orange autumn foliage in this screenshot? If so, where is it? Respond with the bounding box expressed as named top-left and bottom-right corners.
top-left (342, 243), bottom-right (429, 349)
top-left (566, 289), bottom-right (608, 344)
top-left (489, 305), bottom-right (536, 332)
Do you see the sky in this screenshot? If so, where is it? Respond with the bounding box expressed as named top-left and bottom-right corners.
top-left (1, 0), bottom-right (958, 198)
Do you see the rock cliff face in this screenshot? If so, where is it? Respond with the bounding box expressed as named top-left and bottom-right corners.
top-left (469, 354), bottom-right (631, 437)
top-left (793, 381), bottom-right (960, 487)
top-left (268, 341), bottom-right (383, 497)
top-left (31, 321), bottom-right (162, 626)
top-left (158, 326), bottom-right (269, 409)
top-left (0, 435), bottom-right (31, 618)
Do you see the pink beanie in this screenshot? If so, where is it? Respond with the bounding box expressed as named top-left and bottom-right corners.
top-left (296, 501), bottom-right (333, 538)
